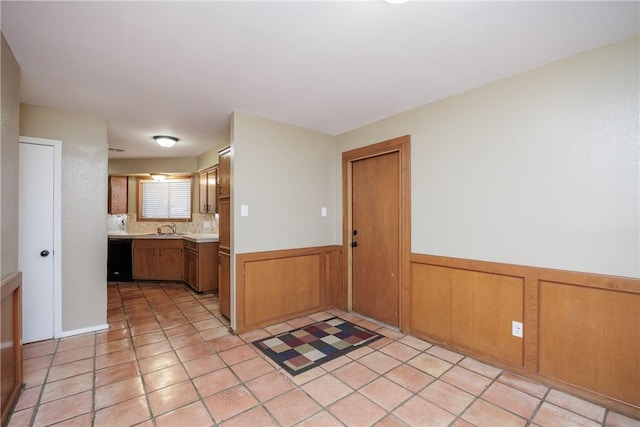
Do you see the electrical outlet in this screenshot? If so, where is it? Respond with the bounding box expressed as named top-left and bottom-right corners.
top-left (512, 321), bottom-right (523, 338)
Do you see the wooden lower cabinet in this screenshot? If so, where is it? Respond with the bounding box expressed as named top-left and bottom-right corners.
top-left (219, 250), bottom-right (230, 319)
top-left (183, 240), bottom-right (219, 292)
top-left (133, 239), bottom-right (182, 281)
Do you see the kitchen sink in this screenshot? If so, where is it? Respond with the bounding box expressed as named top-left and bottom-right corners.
top-left (136, 232), bottom-right (187, 237)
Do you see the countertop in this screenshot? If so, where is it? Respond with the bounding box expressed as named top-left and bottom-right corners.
top-left (108, 231), bottom-right (219, 243)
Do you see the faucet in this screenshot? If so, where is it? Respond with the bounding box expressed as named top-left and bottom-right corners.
top-left (158, 223), bottom-right (177, 235)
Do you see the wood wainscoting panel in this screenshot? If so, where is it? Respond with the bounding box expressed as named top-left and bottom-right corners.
top-left (1, 272), bottom-right (23, 426)
top-left (411, 263), bottom-right (452, 341)
top-left (410, 253), bottom-right (640, 418)
top-left (451, 268), bottom-right (523, 367)
top-left (411, 262), bottom-right (524, 367)
top-left (539, 281), bottom-right (640, 407)
top-left (325, 247), bottom-right (346, 310)
top-left (236, 246), bottom-right (342, 332)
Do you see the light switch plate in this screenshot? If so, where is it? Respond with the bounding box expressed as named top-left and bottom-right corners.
top-left (241, 205), bottom-right (249, 217)
top-left (321, 207), bottom-right (327, 217)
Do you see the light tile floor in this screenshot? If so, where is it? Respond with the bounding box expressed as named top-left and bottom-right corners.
top-left (8, 281), bottom-right (639, 427)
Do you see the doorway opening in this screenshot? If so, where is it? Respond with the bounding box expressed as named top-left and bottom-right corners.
top-left (342, 135), bottom-right (410, 330)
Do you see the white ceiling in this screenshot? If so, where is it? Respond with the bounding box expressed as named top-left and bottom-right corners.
top-left (2, 1), bottom-right (638, 159)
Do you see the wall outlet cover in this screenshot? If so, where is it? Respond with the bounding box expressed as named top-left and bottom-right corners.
top-left (512, 321), bottom-right (523, 338)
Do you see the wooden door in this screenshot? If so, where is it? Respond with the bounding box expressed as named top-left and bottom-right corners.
top-left (351, 151), bottom-right (400, 326)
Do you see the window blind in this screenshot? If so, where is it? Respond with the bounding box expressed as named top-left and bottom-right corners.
top-left (141, 179), bottom-right (191, 219)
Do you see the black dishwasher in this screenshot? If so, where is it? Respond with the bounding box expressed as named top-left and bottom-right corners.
top-left (107, 238), bottom-right (133, 281)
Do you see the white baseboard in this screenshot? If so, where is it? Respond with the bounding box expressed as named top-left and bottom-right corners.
top-left (58, 323), bottom-right (109, 338)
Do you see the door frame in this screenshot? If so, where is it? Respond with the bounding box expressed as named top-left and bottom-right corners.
top-left (19, 136), bottom-right (63, 339)
top-left (342, 135), bottom-right (411, 330)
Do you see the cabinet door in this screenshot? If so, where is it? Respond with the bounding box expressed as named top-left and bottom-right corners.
top-left (219, 250), bottom-right (231, 319)
top-left (157, 247), bottom-right (183, 281)
top-left (219, 198), bottom-right (230, 250)
top-left (218, 147), bottom-right (231, 199)
top-left (207, 168), bottom-right (217, 214)
top-left (108, 176), bottom-right (128, 214)
top-left (196, 242), bottom-right (218, 293)
top-left (133, 246), bottom-right (155, 280)
top-left (183, 244), bottom-right (191, 285)
top-left (189, 250), bottom-right (199, 290)
top-left (199, 171), bottom-right (208, 213)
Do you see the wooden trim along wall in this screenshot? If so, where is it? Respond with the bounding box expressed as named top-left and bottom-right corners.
top-left (235, 246), bottom-right (343, 333)
top-left (410, 253), bottom-right (640, 419)
top-left (1, 272), bottom-right (23, 427)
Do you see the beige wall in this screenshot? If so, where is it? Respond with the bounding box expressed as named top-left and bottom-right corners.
top-left (197, 142), bottom-right (228, 171)
top-left (232, 111), bottom-right (337, 254)
top-left (336, 37), bottom-right (640, 278)
top-left (21, 104), bottom-right (109, 333)
top-left (1, 34), bottom-right (21, 280)
top-left (109, 157), bottom-right (198, 175)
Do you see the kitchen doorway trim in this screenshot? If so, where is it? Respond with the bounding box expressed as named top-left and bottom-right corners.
top-left (19, 136), bottom-right (63, 339)
top-left (341, 135), bottom-right (411, 331)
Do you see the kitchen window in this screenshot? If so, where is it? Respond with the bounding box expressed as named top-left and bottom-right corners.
top-left (138, 176), bottom-right (192, 221)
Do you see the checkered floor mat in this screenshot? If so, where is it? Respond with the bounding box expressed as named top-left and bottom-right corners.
top-left (252, 317), bottom-right (383, 376)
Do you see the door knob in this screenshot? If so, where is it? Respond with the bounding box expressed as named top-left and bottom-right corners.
top-left (40, 250), bottom-right (50, 257)
top-left (351, 242), bottom-right (358, 247)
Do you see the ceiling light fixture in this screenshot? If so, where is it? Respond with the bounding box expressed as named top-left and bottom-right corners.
top-left (153, 135), bottom-right (179, 148)
top-left (385, 0), bottom-right (410, 3)
top-left (150, 173), bottom-right (167, 181)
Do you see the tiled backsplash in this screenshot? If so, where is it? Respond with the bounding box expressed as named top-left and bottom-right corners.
top-left (107, 213), bottom-right (218, 234)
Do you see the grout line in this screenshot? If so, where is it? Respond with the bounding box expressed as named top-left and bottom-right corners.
top-left (525, 386), bottom-right (551, 427)
top-left (25, 338), bottom-right (60, 426)
top-left (90, 325), bottom-right (98, 427)
top-left (13, 283), bottom-right (636, 427)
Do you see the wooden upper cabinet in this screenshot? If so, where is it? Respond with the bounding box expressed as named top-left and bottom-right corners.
top-left (108, 176), bottom-right (128, 214)
top-left (199, 167), bottom-right (217, 214)
top-left (218, 147), bottom-right (231, 199)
